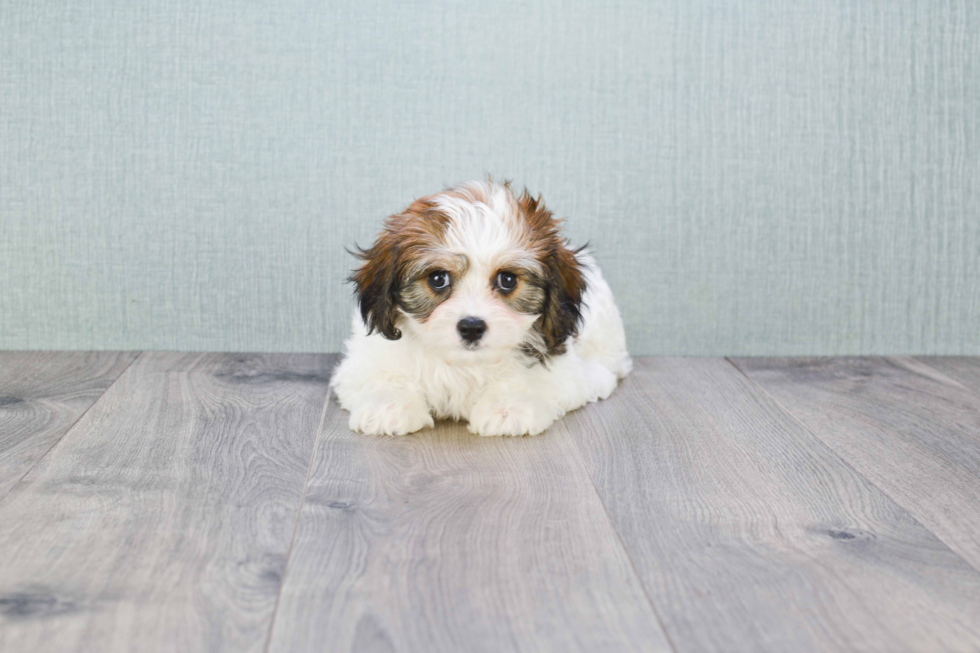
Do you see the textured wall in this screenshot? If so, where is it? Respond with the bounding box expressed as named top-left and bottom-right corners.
top-left (1, 0), bottom-right (978, 355)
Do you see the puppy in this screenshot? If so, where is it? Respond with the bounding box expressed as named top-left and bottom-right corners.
top-left (330, 181), bottom-right (631, 436)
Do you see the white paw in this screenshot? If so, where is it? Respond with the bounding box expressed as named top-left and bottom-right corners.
top-left (588, 362), bottom-right (619, 401)
top-left (347, 395), bottom-right (434, 436)
top-left (467, 397), bottom-right (559, 437)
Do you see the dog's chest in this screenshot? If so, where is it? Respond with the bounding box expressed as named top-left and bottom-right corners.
top-left (417, 358), bottom-right (500, 419)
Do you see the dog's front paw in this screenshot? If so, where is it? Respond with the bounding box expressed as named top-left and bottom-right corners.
top-left (467, 397), bottom-right (559, 437)
top-left (346, 394), bottom-right (434, 436)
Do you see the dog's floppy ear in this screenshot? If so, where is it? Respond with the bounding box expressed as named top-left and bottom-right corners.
top-left (517, 190), bottom-right (587, 357)
top-left (538, 242), bottom-right (586, 355)
top-left (350, 232), bottom-right (403, 340)
top-left (350, 198), bottom-right (450, 340)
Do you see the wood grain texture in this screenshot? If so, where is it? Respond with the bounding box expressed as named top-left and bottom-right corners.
top-left (566, 358), bottom-right (980, 652)
top-left (732, 356), bottom-right (980, 575)
top-left (916, 357), bottom-right (980, 394)
top-left (0, 351), bottom-right (138, 500)
top-left (266, 398), bottom-right (672, 653)
top-left (0, 352), bottom-right (332, 653)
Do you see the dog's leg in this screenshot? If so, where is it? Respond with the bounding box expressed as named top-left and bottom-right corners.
top-left (466, 363), bottom-right (568, 437)
top-left (466, 390), bottom-right (562, 437)
top-left (343, 388), bottom-right (434, 436)
top-left (330, 339), bottom-right (433, 436)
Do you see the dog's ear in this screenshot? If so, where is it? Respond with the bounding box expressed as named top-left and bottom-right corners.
top-left (350, 199), bottom-right (450, 340)
top-left (350, 232), bottom-right (403, 340)
top-left (538, 243), bottom-right (586, 355)
top-left (517, 190), bottom-right (587, 356)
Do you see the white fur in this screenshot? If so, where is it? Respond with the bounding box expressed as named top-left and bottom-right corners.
top-left (331, 182), bottom-right (632, 437)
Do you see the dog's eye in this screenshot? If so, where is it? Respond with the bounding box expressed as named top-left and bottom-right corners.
top-left (495, 271), bottom-right (518, 293)
top-left (428, 270), bottom-right (451, 291)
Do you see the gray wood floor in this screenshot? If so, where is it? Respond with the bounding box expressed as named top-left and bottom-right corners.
top-left (1, 353), bottom-right (979, 653)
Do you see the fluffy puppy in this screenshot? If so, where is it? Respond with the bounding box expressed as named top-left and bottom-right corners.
top-left (330, 180), bottom-right (631, 436)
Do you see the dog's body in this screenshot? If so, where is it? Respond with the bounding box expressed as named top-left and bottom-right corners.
top-left (331, 181), bottom-right (630, 436)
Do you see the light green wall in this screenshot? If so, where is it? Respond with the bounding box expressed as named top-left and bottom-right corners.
top-left (1, 1), bottom-right (977, 355)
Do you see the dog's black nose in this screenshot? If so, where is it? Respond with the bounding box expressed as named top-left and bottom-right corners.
top-left (457, 317), bottom-right (487, 343)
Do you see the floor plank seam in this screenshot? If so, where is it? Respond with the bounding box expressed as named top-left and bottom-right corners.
top-left (0, 350), bottom-right (144, 506)
top-left (905, 356), bottom-right (980, 400)
top-left (262, 382), bottom-right (334, 653)
top-left (723, 356), bottom-right (980, 578)
top-left (560, 421), bottom-right (683, 653)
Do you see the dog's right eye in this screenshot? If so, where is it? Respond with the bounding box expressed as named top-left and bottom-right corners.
top-left (428, 270), bottom-right (451, 291)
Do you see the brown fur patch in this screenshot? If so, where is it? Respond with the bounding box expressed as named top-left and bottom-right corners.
top-left (399, 253), bottom-right (468, 322)
top-left (495, 266), bottom-right (548, 316)
top-left (350, 198), bottom-right (452, 339)
top-left (514, 190), bottom-right (587, 357)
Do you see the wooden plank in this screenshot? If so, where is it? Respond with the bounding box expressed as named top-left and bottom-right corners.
top-left (916, 356), bottom-right (980, 395)
top-left (267, 401), bottom-right (672, 653)
top-left (0, 352), bottom-right (332, 653)
top-left (0, 351), bottom-right (138, 500)
top-left (567, 358), bottom-right (980, 653)
top-left (733, 356), bottom-right (980, 574)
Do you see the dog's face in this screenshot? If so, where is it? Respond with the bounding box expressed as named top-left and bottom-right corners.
top-left (351, 182), bottom-right (585, 361)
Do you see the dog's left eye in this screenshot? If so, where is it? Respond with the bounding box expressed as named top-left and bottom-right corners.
top-left (428, 270), bottom-right (451, 291)
top-left (495, 271), bottom-right (518, 293)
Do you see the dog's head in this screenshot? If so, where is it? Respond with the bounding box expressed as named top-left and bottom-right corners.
top-left (350, 181), bottom-right (586, 361)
